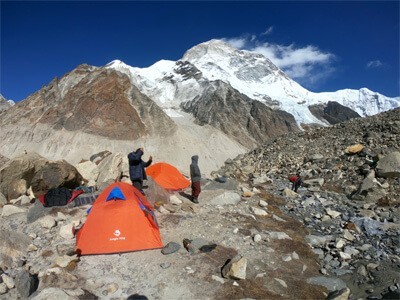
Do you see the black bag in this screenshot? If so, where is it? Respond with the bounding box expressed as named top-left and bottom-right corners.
top-left (44, 187), bottom-right (72, 207)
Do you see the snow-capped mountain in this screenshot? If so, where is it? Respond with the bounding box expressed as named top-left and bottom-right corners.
top-left (107, 39), bottom-right (399, 125)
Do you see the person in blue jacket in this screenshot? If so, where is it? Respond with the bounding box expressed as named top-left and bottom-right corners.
top-left (128, 148), bottom-right (152, 194)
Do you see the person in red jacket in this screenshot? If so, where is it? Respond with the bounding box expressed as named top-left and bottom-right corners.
top-left (289, 173), bottom-right (303, 192)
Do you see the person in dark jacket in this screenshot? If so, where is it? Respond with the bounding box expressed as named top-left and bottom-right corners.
top-left (190, 155), bottom-right (201, 203)
top-left (128, 148), bottom-right (152, 194)
top-left (289, 173), bottom-right (303, 192)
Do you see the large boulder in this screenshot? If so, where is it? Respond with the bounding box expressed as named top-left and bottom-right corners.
top-left (30, 160), bottom-right (83, 195)
top-left (97, 153), bottom-right (123, 184)
top-left (0, 152), bottom-right (82, 199)
top-left (0, 152), bottom-right (47, 200)
top-left (75, 160), bottom-right (99, 183)
top-left (376, 151), bottom-right (400, 178)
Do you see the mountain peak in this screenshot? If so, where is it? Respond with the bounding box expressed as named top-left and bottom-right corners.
top-left (105, 59), bottom-right (130, 69)
top-left (182, 39), bottom-right (236, 62)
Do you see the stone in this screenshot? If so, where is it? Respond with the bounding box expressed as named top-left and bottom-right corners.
top-left (30, 160), bottom-right (83, 195)
top-left (335, 239), bottom-right (346, 249)
top-left (161, 242), bottom-right (181, 255)
top-left (326, 208), bottom-right (341, 218)
top-left (211, 275), bottom-right (225, 284)
top-left (339, 252), bottom-right (351, 260)
top-left (160, 262), bottom-right (171, 269)
top-left (282, 188), bottom-right (298, 198)
top-left (357, 265), bottom-right (368, 277)
top-left (0, 152), bottom-right (47, 200)
top-left (97, 153), bottom-right (123, 184)
top-left (31, 287), bottom-right (75, 300)
top-left (272, 214), bottom-right (286, 222)
top-left (169, 195), bottom-right (182, 205)
top-left (15, 270), bottom-right (39, 298)
top-left (0, 230), bottom-right (30, 270)
top-left (187, 238), bottom-right (211, 253)
top-left (1, 205), bottom-right (26, 217)
top-left (59, 222), bottom-right (76, 239)
top-left (250, 207), bottom-right (268, 216)
top-left (343, 230), bottom-right (355, 241)
top-left (268, 232), bottom-right (292, 240)
top-left (282, 254), bottom-right (292, 262)
top-left (75, 160), bottom-right (99, 182)
top-left (292, 251), bottom-right (299, 260)
top-left (39, 216), bottom-right (57, 229)
top-left (241, 187), bottom-right (254, 197)
top-left (1, 274), bottom-right (15, 289)
top-left (0, 192), bottom-right (6, 206)
top-left (105, 282), bottom-right (119, 294)
top-left (0, 283), bottom-right (7, 295)
top-left (253, 234), bottom-right (262, 242)
top-left (274, 278), bottom-right (288, 288)
top-left (305, 235), bottom-right (330, 247)
top-left (258, 200), bottom-right (268, 207)
top-left (222, 255), bottom-right (247, 280)
top-left (54, 255), bottom-right (79, 268)
top-left (326, 287), bottom-right (351, 300)
top-left (253, 175), bottom-right (273, 185)
top-left (303, 178), bottom-right (325, 186)
top-left (376, 151), bottom-right (400, 178)
top-left (18, 195), bottom-right (32, 205)
top-left (344, 246), bottom-right (359, 256)
top-left (158, 206), bottom-right (169, 214)
top-left (344, 144), bottom-right (364, 154)
top-left (209, 191), bottom-right (241, 205)
top-left (307, 276), bottom-right (347, 292)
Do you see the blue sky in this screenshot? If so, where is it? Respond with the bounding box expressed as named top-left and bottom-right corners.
top-left (1, 1), bottom-right (399, 102)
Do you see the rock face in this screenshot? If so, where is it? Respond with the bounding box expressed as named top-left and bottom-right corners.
top-left (181, 80), bottom-right (299, 147)
top-left (0, 66), bottom-right (176, 140)
top-left (0, 94), bottom-right (13, 113)
top-left (309, 101), bottom-right (361, 125)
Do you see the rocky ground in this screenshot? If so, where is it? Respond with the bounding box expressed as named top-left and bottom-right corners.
top-left (0, 108), bottom-right (399, 299)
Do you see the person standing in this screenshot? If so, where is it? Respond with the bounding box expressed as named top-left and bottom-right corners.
top-left (190, 155), bottom-right (201, 203)
top-left (289, 173), bottom-right (303, 192)
top-left (128, 148), bottom-right (152, 195)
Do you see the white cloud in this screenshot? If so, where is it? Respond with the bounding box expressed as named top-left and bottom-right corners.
top-left (366, 60), bottom-right (383, 68)
top-left (222, 37), bottom-right (247, 49)
top-left (261, 26), bottom-right (274, 36)
top-left (222, 34), bottom-right (335, 88)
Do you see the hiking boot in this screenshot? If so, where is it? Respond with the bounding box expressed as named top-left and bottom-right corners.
top-left (192, 197), bottom-right (199, 204)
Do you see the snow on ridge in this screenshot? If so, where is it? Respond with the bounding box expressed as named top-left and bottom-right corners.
top-left (104, 39), bottom-right (399, 125)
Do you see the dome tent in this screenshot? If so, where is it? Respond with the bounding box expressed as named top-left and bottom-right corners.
top-left (76, 182), bottom-right (162, 255)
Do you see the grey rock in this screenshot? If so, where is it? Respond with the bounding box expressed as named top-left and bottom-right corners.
top-left (161, 242), bottom-right (181, 255)
top-left (15, 270), bottom-right (39, 298)
top-left (326, 287), bottom-right (351, 300)
top-left (209, 191), bottom-right (241, 205)
top-left (376, 151), bottom-right (400, 178)
top-left (307, 276), bottom-right (347, 292)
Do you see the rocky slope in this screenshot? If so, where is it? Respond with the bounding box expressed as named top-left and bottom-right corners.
top-left (0, 95), bottom-right (14, 113)
top-left (0, 109), bottom-right (399, 299)
top-left (0, 65), bottom-right (249, 175)
top-left (216, 107), bottom-right (400, 299)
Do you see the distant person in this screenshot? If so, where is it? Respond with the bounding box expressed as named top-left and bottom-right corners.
top-left (289, 173), bottom-right (303, 192)
top-left (190, 155), bottom-right (201, 203)
top-left (128, 148), bottom-right (152, 195)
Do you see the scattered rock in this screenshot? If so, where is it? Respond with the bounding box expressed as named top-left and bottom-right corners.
top-left (161, 242), bottom-right (181, 255)
top-left (222, 255), bottom-right (247, 280)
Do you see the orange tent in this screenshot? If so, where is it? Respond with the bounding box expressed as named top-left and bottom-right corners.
top-left (146, 162), bottom-right (190, 191)
top-left (76, 182), bottom-right (163, 255)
